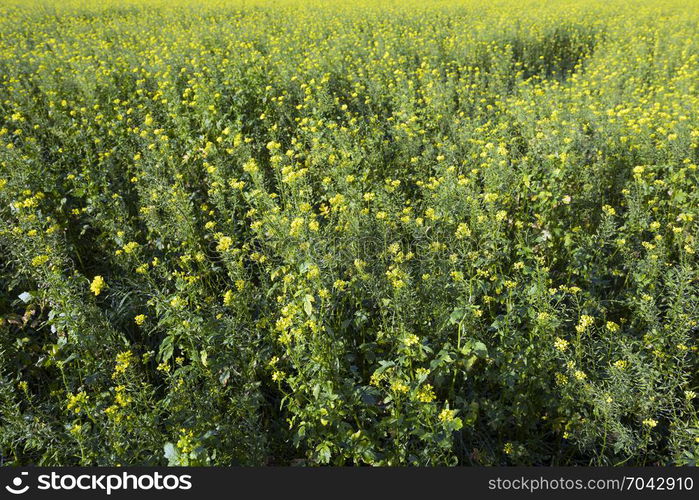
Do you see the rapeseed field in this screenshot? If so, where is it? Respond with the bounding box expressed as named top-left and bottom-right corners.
top-left (0, 0), bottom-right (698, 465)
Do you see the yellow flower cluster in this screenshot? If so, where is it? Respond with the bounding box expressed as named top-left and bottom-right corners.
top-left (90, 276), bottom-right (106, 296)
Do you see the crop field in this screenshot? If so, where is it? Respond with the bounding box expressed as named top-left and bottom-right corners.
top-left (0, 0), bottom-right (698, 466)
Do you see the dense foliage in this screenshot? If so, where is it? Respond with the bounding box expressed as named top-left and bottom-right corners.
top-left (1, 0), bottom-right (698, 466)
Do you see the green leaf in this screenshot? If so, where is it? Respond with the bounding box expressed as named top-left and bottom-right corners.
top-left (164, 443), bottom-right (180, 465)
top-left (159, 335), bottom-right (174, 363)
top-left (219, 368), bottom-right (231, 386)
top-left (449, 307), bottom-right (465, 325)
top-left (471, 341), bottom-right (488, 358)
top-left (374, 360), bottom-right (395, 375)
top-left (303, 294), bottom-right (314, 316)
top-left (316, 442), bottom-right (332, 464)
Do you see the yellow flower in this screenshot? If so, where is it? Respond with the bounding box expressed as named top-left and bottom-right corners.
top-left (642, 418), bottom-right (657, 429)
top-left (66, 391), bottom-right (88, 414)
top-left (90, 275), bottom-right (106, 296)
top-left (575, 315), bottom-right (594, 334)
top-left (114, 350), bottom-right (133, 376)
top-left (455, 223), bottom-right (471, 239)
top-left (554, 337), bottom-right (569, 352)
top-left (390, 380), bottom-right (409, 394)
top-left (243, 158), bottom-right (258, 174)
top-left (306, 265), bottom-right (320, 280)
top-left (122, 241), bottom-right (139, 254)
top-left (402, 334), bottom-right (420, 347)
top-left (439, 408), bottom-right (457, 423)
top-left (216, 235), bottom-right (233, 252)
top-left (170, 296), bottom-right (185, 308)
top-left (114, 385), bottom-right (132, 406)
top-left (606, 321), bottom-right (620, 333)
top-left (602, 205), bottom-right (616, 216)
top-left (537, 311), bottom-right (552, 323)
top-left (31, 254), bottom-right (50, 267)
top-left (289, 217), bottom-right (304, 236)
top-left (177, 429), bottom-right (196, 455)
top-left (415, 384), bottom-right (436, 403)
top-left (333, 279), bottom-right (348, 291)
top-left (134, 314), bottom-right (147, 326)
